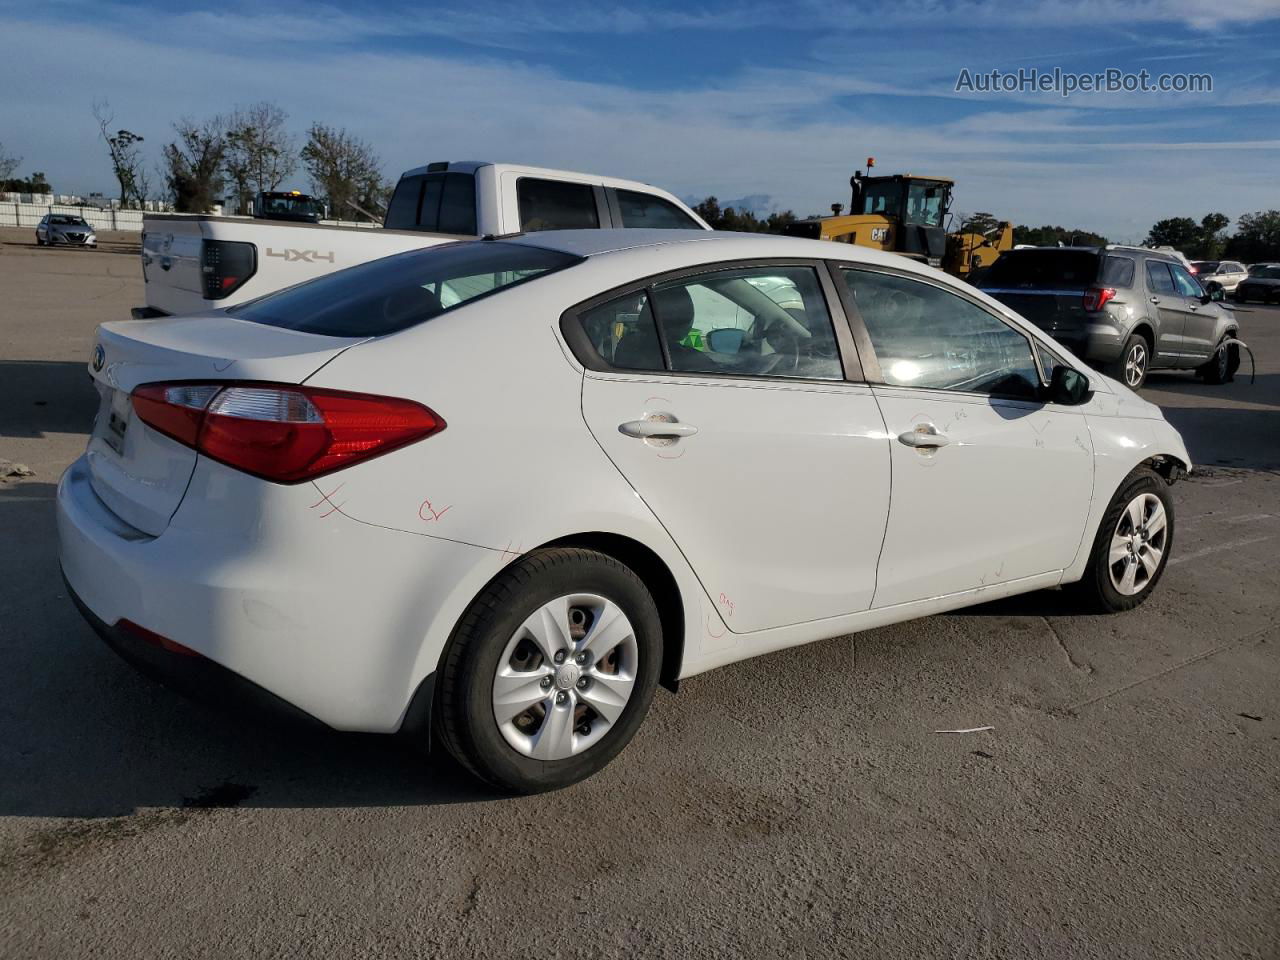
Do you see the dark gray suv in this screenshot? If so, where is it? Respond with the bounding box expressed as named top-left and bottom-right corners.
top-left (979, 246), bottom-right (1239, 389)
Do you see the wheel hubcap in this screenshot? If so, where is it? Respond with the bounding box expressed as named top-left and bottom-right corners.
top-left (1108, 493), bottom-right (1168, 596)
top-left (492, 593), bottom-right (639, 761)
top-left (1124, 343), bottom-right (1146, 386)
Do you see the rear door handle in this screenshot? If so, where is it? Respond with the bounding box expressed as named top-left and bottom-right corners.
top-left (619, 418), bottom-right (698, 439)
top-left (897, 425), bottom-right (950, 449)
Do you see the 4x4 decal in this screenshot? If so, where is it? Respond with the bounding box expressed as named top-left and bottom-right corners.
top-left (265, 248), bottom-right (336, 263)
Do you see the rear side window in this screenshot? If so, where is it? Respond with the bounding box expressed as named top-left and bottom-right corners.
top-left (229, 242), bottom-right (581, 337)
top-left (1145, 261), bottom-right (1176, 295)
top-left (982, 251), bottom-right (1101, 289)
top-left (384, 172), bottom-right (477, 235)
top-left (1100, 256), bottom-right (1135, 287)
top-left (616, 190), bottom-right (702, 230)
top-left (518, 178), bottom-right (599, 231)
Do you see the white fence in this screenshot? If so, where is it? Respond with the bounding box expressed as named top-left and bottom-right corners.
top-left (0, 200), bottom-right (382, 233)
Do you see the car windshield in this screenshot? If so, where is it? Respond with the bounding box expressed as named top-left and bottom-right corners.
top-left (981, 250), bottom-right (1099, 289)
top-left (904, 182), bottom-right (946, 227)
top-left (229, 241), bottom-right (582, 337)
top-left (49, 216), bottom-right (87, 226)
top-left (261, 194), bottom-right (324, 218)
top-left (1191, 261), bottom-right (1219, 273)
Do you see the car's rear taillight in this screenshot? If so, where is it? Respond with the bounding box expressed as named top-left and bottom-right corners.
top-left (131, 382), bottom-right (444, 483)
top-left (202, 240), bottom-right (256, 299)
top-left (1082, 287), bottom-right (1117, 312)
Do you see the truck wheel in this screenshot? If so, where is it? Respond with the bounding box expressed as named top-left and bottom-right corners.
top-left (1109, 333), bottom-right (1150, 390)
top-left (435, 547), bottom-right (663, 794)
top-left (1198, 334), bottom-right (1238, 384)
top-left (1067, 467), bottom-right (1174, 613)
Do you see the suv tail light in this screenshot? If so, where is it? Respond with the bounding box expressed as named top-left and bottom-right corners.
top-left (202, 240), bottom-right (256, 299)
top-left (132, 382), bottom-right (444, 483)
top-left (1082, 287), bottom-right (1117, 312)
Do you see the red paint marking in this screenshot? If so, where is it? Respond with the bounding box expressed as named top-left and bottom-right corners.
top-left (497, 540), bottom-right (525, 565)
top-left (718, 592), bottom-right (735, 617)
top-left (705, 612), bottom-right (726, 640)
top-left (418, 498), bottom-right (452, 523)
top-left (310, 483), bottom-right (347, 518)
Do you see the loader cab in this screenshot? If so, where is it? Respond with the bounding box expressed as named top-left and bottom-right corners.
top-left (851, 173), bottom-right (952, 264)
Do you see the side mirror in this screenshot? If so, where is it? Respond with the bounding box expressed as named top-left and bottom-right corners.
top-left (706, 328), bottom-right (746, 354)
top-left (1046, 365), bottom-right (1092, 405)
top-left (1209, 287), bottom-right (1225, 302)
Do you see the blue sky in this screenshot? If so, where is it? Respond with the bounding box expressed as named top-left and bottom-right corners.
top-left (2, 0), bottom-right (1278, 241)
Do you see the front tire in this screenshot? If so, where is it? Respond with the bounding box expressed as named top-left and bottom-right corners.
top-left (1068, 468), bottom-right (1174, 613)
top-left (436, 547), bottom-right (662, 793)
top-left (1198, 334), bottom-right (1238, 384)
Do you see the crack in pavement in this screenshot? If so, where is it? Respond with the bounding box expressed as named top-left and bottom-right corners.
top-left (1043, 616), bottom-right (1092, 675)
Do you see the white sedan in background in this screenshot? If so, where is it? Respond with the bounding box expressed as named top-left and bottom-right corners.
top-left (58, 229), bottom-right (1190, 793)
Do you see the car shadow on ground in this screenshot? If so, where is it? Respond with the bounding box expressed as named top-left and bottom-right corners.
top-left (0, 479), bottom-right (500, 820)
top-left (0, 361), bottom-right (99, 439)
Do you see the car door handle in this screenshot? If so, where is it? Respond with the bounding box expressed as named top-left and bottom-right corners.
top-left (619, 418), bottom-right (698, 439)
top-left (897, 425), bottom-right (950, 449)
top-left (1187, 302), bottom-right (1199, 310)
top-left (1149, 296), bottom-right (1161, 304)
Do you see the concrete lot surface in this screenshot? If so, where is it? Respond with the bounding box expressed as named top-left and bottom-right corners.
top-left (1, 227), bottom-right (1276, 958)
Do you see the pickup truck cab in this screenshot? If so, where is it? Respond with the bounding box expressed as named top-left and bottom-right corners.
top-left (137, 161), bottom-right (708, 317)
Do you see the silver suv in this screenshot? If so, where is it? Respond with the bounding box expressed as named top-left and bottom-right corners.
top-left (1190, 260), bottom-right (1248, 294)
top-left (979, 245), bottom-right (1239, 389)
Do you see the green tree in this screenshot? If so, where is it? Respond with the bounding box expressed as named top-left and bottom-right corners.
top-left (1012, 224), bottom-right (1108, 247)
top-left (1225, 210), bottom-right (1280, 262)
top-left (1145, 217), bottom-right (1201, 255)
top-left (300, 123), bottom-right (385, 221)
top-left (163, 115), bottom-right (226, 213)
top-left (224, 102), bottom-right (297, 213)
top-left (93, 100), bottom-right (147, 208)
top-left (0, 142), bottom-right (20, 188)
top-left (692, 196), bottom-right (798, 234)
top-left (1198, 212), bottom-right (1230, 260)
top-left (961, 211), bottom-right (1000, 235)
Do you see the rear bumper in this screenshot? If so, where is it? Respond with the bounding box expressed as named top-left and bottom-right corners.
top-left (57, 454), bottom-right (489, 732)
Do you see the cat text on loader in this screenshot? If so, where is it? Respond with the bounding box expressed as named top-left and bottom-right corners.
top-left (784, 159), bottom-right (952, 267)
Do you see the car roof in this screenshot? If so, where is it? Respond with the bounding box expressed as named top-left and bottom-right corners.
top-left (502, 228), bottom-right (931, 271)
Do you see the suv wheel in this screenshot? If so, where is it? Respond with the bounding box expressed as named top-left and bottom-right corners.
top-left (1198, 334), bottom-right (1238, 384)
top-left (1111, 333), bottom-right (1150, 390)
top-left (435, 547), bottom-right (663, 793)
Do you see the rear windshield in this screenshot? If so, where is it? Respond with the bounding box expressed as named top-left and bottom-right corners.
top-left (1191, 261), bottom-right (1219, 273)
top-left (384, 172), bottom-right (477, 235)
top-left (229, 242), bottom-right (582, 337)
top-left (982, 250), bottom-right (1100, 289)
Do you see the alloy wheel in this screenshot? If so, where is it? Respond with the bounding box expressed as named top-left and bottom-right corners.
top-left (1108, 492), bottom-right (1168, 596)
top-left (1124, 342), bottom-right (1147, 387)
top-left (492, 593), bottom-right (639, 761)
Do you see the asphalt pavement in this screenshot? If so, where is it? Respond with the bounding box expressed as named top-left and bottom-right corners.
top-left (1, 228), bottom-right (1276, 959)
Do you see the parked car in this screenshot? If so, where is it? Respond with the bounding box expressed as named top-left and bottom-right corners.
top-left (979, 245), bottom-right (1239, 389)
top-left (1234, 264), bottom-right (1280, 304)
top-left (135, 161), bottom-right (709, 318)
top-left (1247, 262), bottom-right (1280, 277)
top-left (1189, 260), bottom-right (1248, 293)
top-left (59, 230), bottom-right (1191, 793)
top-left (36, 213), bottom-right (97, 248)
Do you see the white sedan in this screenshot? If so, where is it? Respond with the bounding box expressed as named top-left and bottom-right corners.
top-left (58, 230), bottom-right (1190, 792)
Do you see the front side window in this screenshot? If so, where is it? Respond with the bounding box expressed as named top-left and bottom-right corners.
top-left (842, 268), bottom-right (1041, 400)
top-left (1170, 263), bottom-right (1204, 297)
top-left (517, 178), bottom-right (599, 231)
top-left (616, 189), bottom-right (701, 230)
top-left (230, 241), bottom-right (580, 337)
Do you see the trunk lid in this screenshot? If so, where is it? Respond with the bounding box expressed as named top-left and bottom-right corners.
top-left (86, 315), bottom-right (362, 535)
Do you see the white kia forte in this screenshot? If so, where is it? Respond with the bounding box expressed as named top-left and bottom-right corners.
top-left (58, 230), bottom-right (1191, 792)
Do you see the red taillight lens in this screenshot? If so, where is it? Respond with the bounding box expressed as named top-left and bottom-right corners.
top-left (131, 382), bottom-right (444, 483)
top-left (1082, 287), bottom-right (1117, 312)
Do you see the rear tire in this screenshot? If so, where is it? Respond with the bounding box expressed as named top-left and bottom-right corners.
top-left (1067, 468), bottom-right (1174, 613)
top-left (435, 547), bottom-right (662, 793)
top-left (1109, 333), bottom-right (1150, 390)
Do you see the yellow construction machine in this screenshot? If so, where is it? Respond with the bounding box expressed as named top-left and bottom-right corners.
top-left (784, 158), bottom-right (1012, 280)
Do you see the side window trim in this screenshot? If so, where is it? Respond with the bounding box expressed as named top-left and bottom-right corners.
top-left (603, 187), bottom-right (623, 228)
top-left (559, 258), bottom-right (867, 384)
top-left (831, 261), bottom-right (1048, 400)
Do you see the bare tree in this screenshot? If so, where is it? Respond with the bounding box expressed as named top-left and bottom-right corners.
top-left (300, 123), bottom-right (385, 222)
top-left (92, 100), bottom-right (147, 208)
top-left (224, 102), bottom-right (297, 212)
top-left (163, 115), bottom-right (227, 213)
top-left (0, 141), bottom-right (20, 187)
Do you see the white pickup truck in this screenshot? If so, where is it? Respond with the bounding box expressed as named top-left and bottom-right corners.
top-left (136, 161), bottom-right (709, 317)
